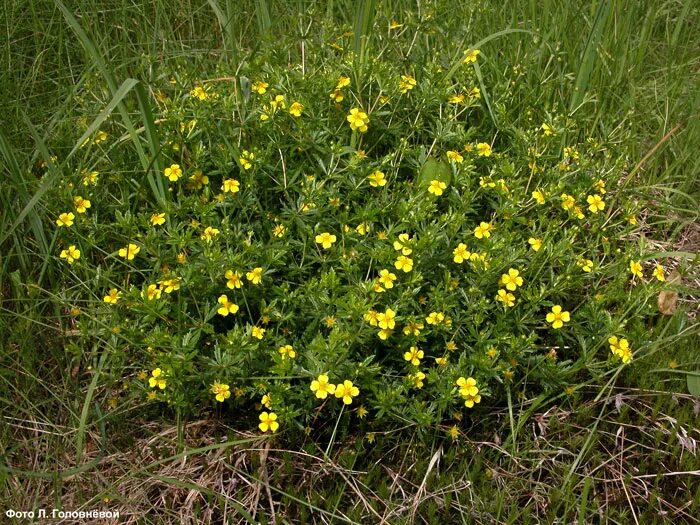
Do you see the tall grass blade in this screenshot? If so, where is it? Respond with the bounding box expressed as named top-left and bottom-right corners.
top-left (0, 130), bottom-right (50, 269)
top-left (255, 0), bottom-right (272, 39)
top-left (68, 78), bottom-right (139, 159)
top-left (352, 0), bottom-right (377, 74)
top-left (442, 29), bottom-right (532, 83)
top-left (569, 0), bottom-right (611, 114)
top-left (54, 0), bottom-right (165, 205)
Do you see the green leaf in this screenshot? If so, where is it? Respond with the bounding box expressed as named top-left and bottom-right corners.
top-left (418, 158), bottom-right (452, 189)
top-left (688, 373), bottom-right (700, 396)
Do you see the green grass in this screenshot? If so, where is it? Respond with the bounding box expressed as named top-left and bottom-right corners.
top-left (1, 0), bottom-right (699, 522)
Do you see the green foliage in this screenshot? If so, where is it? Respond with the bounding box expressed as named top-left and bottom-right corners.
top-left (29, 14), bottom-right (692, 435)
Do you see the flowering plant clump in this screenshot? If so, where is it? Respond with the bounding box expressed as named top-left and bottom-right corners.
top-left (44, 25), bottom-right (679, 439)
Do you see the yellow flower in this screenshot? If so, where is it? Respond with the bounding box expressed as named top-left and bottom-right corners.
top-left (428, 179), bottom-right (447, 196)
top-left (409, 371), bottom-right (426, 389)
top-left (270, 95), bottom-right (286, 111)
top-left (469, 86), bottom-right (481, 99)
top-left (278, 345), bottom-right (296, 359)
top-left (364, 310), bottom-right (379, 326)
top-left (376, 328), bottom-right (392, 339)
top-left (356, 405), bottom-right (368, 418)
top-left (541, 123), bottom-right (554, 136)
top-left (159, 278), bottom-right (181, 293)
top-left (403, 320), bottom-right (424, 336)
top-left (347, 108), bottom-right (370, 133)
top-left (310, 374), bottom-right (336, 399)
top-left (330, 89), bottom-right (344, 103)
top-left (336, 76), bottom-right (351, 89)
top-left (435, 356), bottom-right (448, 366)
top-left (425, 312), bottom-right (445, 325)
top-left (594, 179), bottom-right (607, 194)
top-left (446, 341), bottom-right (458, 352)
top-left (164, 164), bottom-right (182, 181)
top-left (586, 194), bottom-right (605, 213)
top-left (394, 255), bottom-right (413, 272)
top-left (378, 269), bottom-right (397, 289)
top-left (289, 102), bottom-right (303, 117)
top-left (273, 224), bottom-right (286, 238)
top-left (59, 245), bottom-right (81, 264)
top-left (246, 267), bottom-right (263, 285)
top-left (324, 315), bottom-right (336, 327)
top-left (449, 425), bottom-right (459, 439)
top-left (476, 142), bottom-right (492, 157)
top-left (335, 380), bottom-right (360, 405)
top-left (559, 194), bottom-right (575, 211)
top-left (258, 412), bottom-right (279, 432)
top-left (211, 381), bottom-right (231, 402)
top-left (149, 368), bottom-right (166, 389)
top-left (457, 376), bottom-right (482, 408)
top-left (73, 196), bottom-right (91, 214)
top-left (188, 169), bottom-right (209, 189)
top-left (150, 212), bottom-right (165, 226)
top-left (251, 326), bottom-right (265, 339)
top-left (315, 232), bottom-right (337, 249)
top-left (142, 284), bottom-right (161, 301)
top-left (546, 305), bottom-right (570, 329)
top-left (239, 150), bottom-right (254, 170)
top-left (496, 289), bottom-right (515, 307)
top-left (528, 237), bottom-right (542, 251)
top-left (389, 20), bottom-right (403, 29)
top-left (653, 264), bottom-right (665, 282)
top-left (577, 258), bottom-right (594, 273)
top-left (368, 170), bottom-right (386, 187)
top-left (629, 260), bottom-right (643, 279)
top-left (393, 233), bottom-right (413, 255)
top-left (222, 178), bottom-right (240, 193)
top-left (399, 74), bottom-right (417, 93)
top-left (480, 177), bottom-right (496, 188)
top-left (190, 86), bottom-right (210, 100)
top-left (103, 288), bottom-right (121, 304)
top-left (456, 376), bottom-right (478, 396)
top-left (403, 346), bottom-right (424, 366)
top-left (500, 268), bottom-right (523, 291)
top-left (81, 170), bottom-right (99, 186)
top-left (473, 221), bottom-right (494, 239)
top-left (376, 308), bottom-right (397, 330)
top-left (217, 295), bottom-right (239, 316)
top-left (609, 336), bottom-right (633, 364)
top-left (56, 212), bottom-right (75, 227)
top-left (355, 223), bottom-right (368, 235)
top-left (463, 49), bottom-right (480, 63)
top-left (447, 150), bottom-right (464, 163)
top-left (252, 81), bottom-right (269, 95)
top-left (224, 270), bottom-right (243, 289)
top-left (453, 243), bottom-right (471, 263)
top-left (118, 243), bottom-right (140, 260)
top-left (311, 374), bottom-right (335, 399)
top-left (449, 93), bottom-right (465, 105)
top-left (201, 226), bottom-right (220, 243)
top-left (94, 131), bottom-right (108, 143)
top-left (532, 189), bottom-right (546, 204)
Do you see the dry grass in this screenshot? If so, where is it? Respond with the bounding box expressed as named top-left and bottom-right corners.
top-left (3, 388), bottom-right (699, 523)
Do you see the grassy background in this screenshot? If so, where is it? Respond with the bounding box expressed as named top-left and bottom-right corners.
top-left (1, 0), bottom-right (699, 522)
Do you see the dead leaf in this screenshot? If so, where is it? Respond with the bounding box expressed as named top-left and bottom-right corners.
top-left (658, 270), bottom-right (681, 315)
